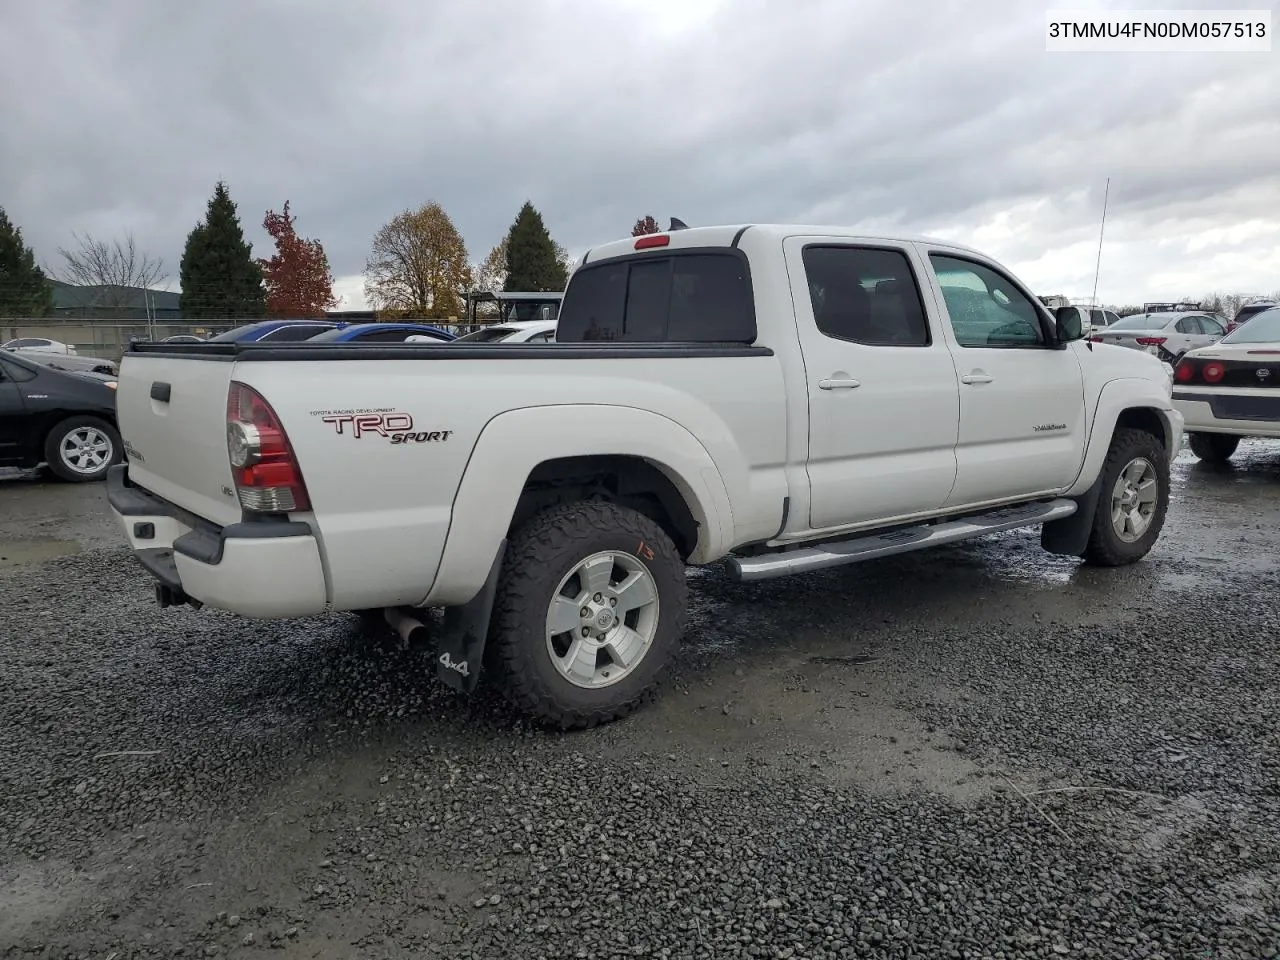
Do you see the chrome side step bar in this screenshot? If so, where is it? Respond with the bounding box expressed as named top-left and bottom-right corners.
top-left (727, 498), bottom-right (1078, 582)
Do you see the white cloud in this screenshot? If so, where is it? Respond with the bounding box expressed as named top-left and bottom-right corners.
top-left (0, 0), bottom-right (1276, 311)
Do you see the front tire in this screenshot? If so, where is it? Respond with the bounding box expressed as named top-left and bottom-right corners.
top-left (1083, 428), bottom-right (1170, 566)
top-left (43, 416), bottom-right (122, 483)
top-left (1188, 432), bottom-right (1240, 464)
top-left (488, 500), bottom-right (688, 729)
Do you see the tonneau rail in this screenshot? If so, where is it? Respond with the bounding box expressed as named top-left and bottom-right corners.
top-left (123, 341), bottom-right (776, 362)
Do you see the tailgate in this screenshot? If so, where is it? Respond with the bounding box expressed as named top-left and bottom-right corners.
top-left (115, 354), bottom-right (241, 525)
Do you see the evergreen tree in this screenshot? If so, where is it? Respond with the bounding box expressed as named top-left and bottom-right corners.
top-left (0, 206), bottom-right (53, 317)
top-left (180, 181), bottom-right (266, 318)
top-left (503, 201), bottom-right (567, 292)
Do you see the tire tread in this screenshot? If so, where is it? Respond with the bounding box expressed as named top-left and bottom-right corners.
top-left (488, 500), bottom-right (687, 730)
top-left (1083, 427), bottom-right (1169, 566)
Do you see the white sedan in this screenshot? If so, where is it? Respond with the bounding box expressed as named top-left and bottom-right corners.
top-left (3, 336), bottom-right (78, 355)
top-left (1172, 306), bottom-right (1280, 463)
top-left (452, 319), bottom-right (557, 344)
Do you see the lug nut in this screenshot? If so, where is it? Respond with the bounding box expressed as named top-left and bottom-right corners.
top-left (581, 627), bottom-right (590, 637)
top-left (609, 598), bottom-right (617, 607)
top-left (581, 607), bottom-right (590, 617)
top-left (593, 593), bottom-right (603, 602)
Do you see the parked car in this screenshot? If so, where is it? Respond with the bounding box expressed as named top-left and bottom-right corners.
top-left (1173, 306), bottom-right (1280, 463)
top-left (1226, 298), bottom-right (1279, 334)
top-left (0, 350), bottom-right (122, 482)
top-left (1086, 307), bottom-right (1123, 334)
top-left (207, 320), bottom-right (342, 343)
top-left (106, 223), bottom-right (1180, 729)
top-left (452, 319), bottom-right (558, 343)
top-left (15, 351), bottom-right (117, 377)
top-left (3, 337), bottom-right (78, 355)
top-left (1090, 311), bottom-right (1225, 363)
top-left (305, 322), bottom-right (457, 344)
top-left (161, 335), bottom-right (206, 344)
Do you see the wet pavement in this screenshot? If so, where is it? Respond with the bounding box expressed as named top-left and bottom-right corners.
top-left (1, 442), bottom-right (1279, 959)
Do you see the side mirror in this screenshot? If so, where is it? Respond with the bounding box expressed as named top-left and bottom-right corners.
top-left (1054, 306), bottom-right (1086, 342)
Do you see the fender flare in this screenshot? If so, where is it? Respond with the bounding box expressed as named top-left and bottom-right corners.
top-left (1065, 378), bottom-right (1180, 498)
top-left (423, 404), bottom-right (735, 606)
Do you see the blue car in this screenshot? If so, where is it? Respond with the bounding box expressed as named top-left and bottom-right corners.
top-left (206, 320), bottom-right (456, 345)
top-left (208, 320), bottom-right (342, 343)
top-left (307, 322), bottom-right (456, 344)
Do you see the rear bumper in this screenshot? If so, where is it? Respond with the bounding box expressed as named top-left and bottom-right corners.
top-left (107, 464), bottom-right (329, 618)
top-left (1173, 389), bottom-right (1280, 438)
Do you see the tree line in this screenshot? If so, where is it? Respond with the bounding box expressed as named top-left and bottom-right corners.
top-left (24, 200), bottom-right (1267, 324)
top-left (1, 187), bottom-right (639, 321)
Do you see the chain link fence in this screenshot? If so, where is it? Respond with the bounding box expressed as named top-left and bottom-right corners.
top-left (1, 319), bottom-right (240, 360)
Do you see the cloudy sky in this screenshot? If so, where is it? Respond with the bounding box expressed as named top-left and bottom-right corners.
top-left (1, 0), bottom-right (1277, 310)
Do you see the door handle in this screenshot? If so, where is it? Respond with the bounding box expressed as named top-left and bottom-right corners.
top-left (961, 374), bottom-right (993, 385)
top-left (818, 378), bottom-right (861, 390)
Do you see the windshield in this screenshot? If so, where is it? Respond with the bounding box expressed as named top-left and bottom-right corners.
top-left (1107, 314), bottom-right (1167, 331)
top-left (1222, 308), bottom-right (1280, 344)
top-left (208, 323), bottom-right (268, 342)
top-left (455, 326), bottom-right (516, 342)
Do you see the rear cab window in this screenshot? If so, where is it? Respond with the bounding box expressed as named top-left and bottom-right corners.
top-left (556, 250), bottom-right (756, 343)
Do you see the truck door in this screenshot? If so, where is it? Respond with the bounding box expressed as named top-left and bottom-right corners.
top-left (921, 247), bottom-right (1088, 507)
top-left (783, 237), bottom-right (960, 530)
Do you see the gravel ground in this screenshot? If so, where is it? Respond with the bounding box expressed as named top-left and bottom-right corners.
top-left (2, 443), bottom-right (1279, 959)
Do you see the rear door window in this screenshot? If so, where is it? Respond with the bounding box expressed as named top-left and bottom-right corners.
top-left (557, 252), bottom-right (755, 343)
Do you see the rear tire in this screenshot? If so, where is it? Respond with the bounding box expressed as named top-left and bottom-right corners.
top-left (43, 416), bottom-right (122, 483)
top-left (1188, 432), bottom-right (1239, 464)
top-left (1083, 427), bottom-right (1169, 567)
top-left (488, 500), bottom-right (687, 730)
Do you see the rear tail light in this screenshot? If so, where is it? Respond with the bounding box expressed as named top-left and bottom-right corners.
top-left (1201, 361), bottom-right (1225, 384)
top-left (1089, 336), bottom-right (1103, 343)
top-left (1173, 358), bottom-right (1196, 383)
top-left (226, 381), bottom-right (311, 513)
top-left (1135, 337), bottom-right (1167, 346)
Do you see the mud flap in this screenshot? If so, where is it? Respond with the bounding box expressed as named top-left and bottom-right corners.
top-left (1041, 475), bottom-right (1104, 557)
top-left (434, 540), bottom-right (506, 694)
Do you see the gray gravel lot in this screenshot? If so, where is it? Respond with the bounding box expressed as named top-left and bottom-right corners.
top-left (2, 443), bottom-right (1279, 960)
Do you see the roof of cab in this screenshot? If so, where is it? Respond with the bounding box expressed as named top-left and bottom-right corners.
top-left (580, 224), bottom-right (986, 265)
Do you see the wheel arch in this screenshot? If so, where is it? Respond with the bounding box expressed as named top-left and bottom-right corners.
top-left (423, 405), bottom-right (734, 607)
top-left (1066, 379), bottom-right (1183, 498)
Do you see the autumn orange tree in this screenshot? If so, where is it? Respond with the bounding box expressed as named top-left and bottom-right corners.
top-left (258, 201), bottom-right (338, 318)
top-left (364, 202), bottom-right (472, 318)
top-left (631, 215), bottom-right (661, 236)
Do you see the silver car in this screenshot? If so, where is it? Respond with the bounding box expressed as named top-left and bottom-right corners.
top-left (1091, 311), bottom-right (1225, 363)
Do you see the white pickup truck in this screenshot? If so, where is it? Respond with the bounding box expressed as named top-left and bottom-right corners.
top-left (108, 224), bottom-right (1183, 728)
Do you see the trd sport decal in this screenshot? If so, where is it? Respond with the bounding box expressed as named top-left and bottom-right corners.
top-left (310, 408), bottom-right (452, 444)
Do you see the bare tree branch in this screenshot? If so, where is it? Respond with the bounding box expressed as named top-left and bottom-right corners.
top-left (54, 232), bottom-right (168, 312)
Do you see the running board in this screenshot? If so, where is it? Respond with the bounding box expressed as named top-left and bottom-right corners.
top-left (727, 499), bottom-right (1078, 582)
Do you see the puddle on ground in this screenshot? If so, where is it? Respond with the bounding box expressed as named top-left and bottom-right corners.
top-left (0, 537), bottom-right (83, 570)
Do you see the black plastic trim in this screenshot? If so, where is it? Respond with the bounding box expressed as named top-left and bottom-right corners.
top-left (172, 520), bottom-right (313, 566)
top-left (124, 340), bottom-right (773, 362)
top-left (772, 496), bottom-right (790, 539)
top-left (107, 464), bottom-right (157, 515)
top-left (730, 226), bottom-right (751, 248)
top-left (136, 547), bottom-right (182, 589)
top-left (435, 539), bottom-right (506, 695)
top-left (1040, 475), bottom-right (1104, 557)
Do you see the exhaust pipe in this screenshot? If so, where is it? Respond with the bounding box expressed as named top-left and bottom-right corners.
top-left (383, 607), bottom-right (431, 648)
